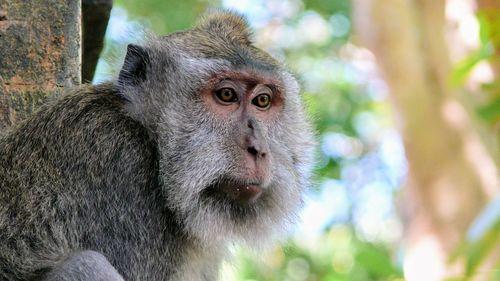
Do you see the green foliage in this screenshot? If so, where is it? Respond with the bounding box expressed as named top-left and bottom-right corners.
top-left (448, 8), bottom-right (500, 279)
top-left (477, 94), bottom-right (500, 125)
top-left (114, 0), bottom-right (210, 33)
top-left (224, 226), bottom-right (403, 281)
top-left (448, 216), bottom-right (500, 281)
top-left (450, 41), bottom-right (493, 87)
top-left (302, 0), bottom-right (351, 19)
top-left (450, 9), bottom-right (500, 126)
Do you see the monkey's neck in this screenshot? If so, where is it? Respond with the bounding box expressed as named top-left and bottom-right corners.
top-left (174, 238), bottom-right (227, 281)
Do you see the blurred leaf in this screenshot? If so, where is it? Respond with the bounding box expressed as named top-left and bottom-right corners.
top-left (476, 98), bottom-right (500, 125)
top-left (316, 158), bottom-right (342, 180)
top-left (477, 12), bottom-right (491, 46)
top-left (477, 8), bottom-right (500, 49)
top-left (450, 42), bottom-right (493, 86)
top-left (303, 0), bottom-right (351, 18)
top-left (449, 197), bottom-right (500, 280)
top-left (450, 10), bottom-right (499, 87)
top-left (355, 241), bottom-right (403, 279)
top-left (115, 0), bottom-right (209, 34)
top-left (463, 217), bottom-right (500, 278)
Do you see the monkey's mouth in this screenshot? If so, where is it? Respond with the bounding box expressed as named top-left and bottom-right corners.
top-left (205, 178), bottom-right (263, 204)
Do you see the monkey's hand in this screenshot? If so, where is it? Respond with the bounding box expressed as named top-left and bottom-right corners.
top-left (42, 251), bottom-right (125, 281)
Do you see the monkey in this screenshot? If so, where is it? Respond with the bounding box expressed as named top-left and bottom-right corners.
top-left (0, 11), bottom-right (313, 281)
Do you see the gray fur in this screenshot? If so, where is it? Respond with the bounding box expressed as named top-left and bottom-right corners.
top-left (0, 11), bottom-right (314, 281)
top-left (43, 251), bottom-right (125, 281)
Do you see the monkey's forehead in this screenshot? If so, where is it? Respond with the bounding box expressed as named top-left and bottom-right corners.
top-left (171, 53), bottom-right (299, 100)
top-left (159, 30), bottom-right (281, 71)
top-left (176, 54), bottom-right (291, 93)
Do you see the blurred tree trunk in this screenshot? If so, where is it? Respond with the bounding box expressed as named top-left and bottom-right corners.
top-left (0, 0), bottom-right (81, 130)
top-left (82, 0), bottom-right (112, 83)
top-left (352, 0), bottom-right (498, 280)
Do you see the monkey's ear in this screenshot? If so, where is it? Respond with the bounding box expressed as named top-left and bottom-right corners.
top-left (118, 44), bottom-right (151, 88)
top-left (197, 11), bottom-right (252, 45)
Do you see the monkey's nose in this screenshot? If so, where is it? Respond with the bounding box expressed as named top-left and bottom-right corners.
top-left (246, 137), bottom-right (267, 159)
top-left (247, 146), bottom-right (266, 158)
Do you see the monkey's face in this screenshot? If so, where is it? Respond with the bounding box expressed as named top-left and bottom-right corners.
top-left (199, 71), bottom-right (283, 203)
top-left (118, 12), bottom-right (314, 248)
top-left (154, 66), bottom-right (312, 249)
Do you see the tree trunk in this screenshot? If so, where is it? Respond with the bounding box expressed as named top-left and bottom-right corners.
top-left (0, 0), bottom-right (81, 130)
top-left (352, 0), bottom-right (498, 280)
top-left (82, 0), bottom-right (112, 83)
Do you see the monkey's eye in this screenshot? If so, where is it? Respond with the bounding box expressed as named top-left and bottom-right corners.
top-left (215, 88), bottom-right (238, 104)
top-left (252, 94), bottom-right (272, 109)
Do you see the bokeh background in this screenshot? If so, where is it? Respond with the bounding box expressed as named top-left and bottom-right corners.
top-left (93, 1), bottom-right (499, 280)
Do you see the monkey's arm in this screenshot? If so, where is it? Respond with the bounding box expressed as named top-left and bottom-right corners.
top-left (42, 251), bottom-right (125, 281)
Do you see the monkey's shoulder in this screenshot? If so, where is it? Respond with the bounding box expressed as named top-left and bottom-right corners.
top-left (0, 83), bottom-right (158, 191)
top-left (0, 85), bottom-right (168, 281)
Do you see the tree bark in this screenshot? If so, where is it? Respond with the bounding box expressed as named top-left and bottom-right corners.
top-left (0, 0), bottom-right (81, 130)
top-left (352, 0), bottom-right (498, 280)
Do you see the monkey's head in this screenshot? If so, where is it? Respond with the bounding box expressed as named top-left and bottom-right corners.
top-left (117, 11), bottom-right (314, 248)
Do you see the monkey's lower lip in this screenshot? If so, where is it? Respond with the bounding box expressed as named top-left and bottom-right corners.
top-left (218, 181), bottom-right (263, 203)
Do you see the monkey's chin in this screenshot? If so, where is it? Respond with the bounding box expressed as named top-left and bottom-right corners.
top-left (206, 178), bottom-right (263, 204)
